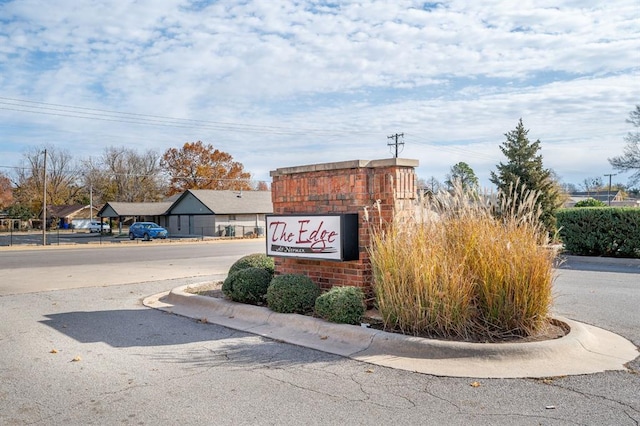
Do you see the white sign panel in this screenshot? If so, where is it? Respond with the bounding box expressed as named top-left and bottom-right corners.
top-left (266, 215), bottom-right (349, 261)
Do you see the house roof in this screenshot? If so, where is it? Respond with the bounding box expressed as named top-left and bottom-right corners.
top-left (169, 190), bottom-right (273, 215)
top-left (98, 202), bottom-right (173, 218)
top-left (568, 191), bottom-right (621, 203)
top-left (47, 204), bottom-right (86, 218)
top-left (44, 204), bottom-right (99, 219)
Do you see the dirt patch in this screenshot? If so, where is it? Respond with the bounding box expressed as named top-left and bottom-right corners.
top-left (184, 281), bottom-right (224, 298)
top-left (185, 282), bottom-right (568, 344)
top-left (361, 315), bottom-right (568, 343)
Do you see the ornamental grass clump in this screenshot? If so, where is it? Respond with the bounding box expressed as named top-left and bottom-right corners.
top-left (368, 182), bottom-right (555, 341)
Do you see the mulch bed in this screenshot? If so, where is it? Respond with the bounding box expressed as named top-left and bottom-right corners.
top-left (185, 282), bottom-right (568, 344)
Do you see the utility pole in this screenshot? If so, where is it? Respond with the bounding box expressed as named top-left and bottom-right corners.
top-left (387, 133), bottom-right (404, 158)
top-left (604, 173), bottom-right (616, 206)
top-left (42, 149), bottom-right (47, 246)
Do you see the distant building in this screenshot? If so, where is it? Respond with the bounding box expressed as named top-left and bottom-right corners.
top-left (98, 190), bottom-right (273, 237)
top-left (564, 191), bottom-right (639, 207)
top-left (42, 204), bottom-right (101, 229)
top-left (165, 189), bottom-right (273, 237)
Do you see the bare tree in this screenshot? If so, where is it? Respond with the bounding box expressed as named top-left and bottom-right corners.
top-left (13, 145), bottom-right (81, 213)
top-left (580, 176), bottom-right (603, 196)
top-left (417, 176), bottom-right (442, 196)
top-left (609, 105), bottom-right (640, 186)
top-left (93, 146), bottom-right (166, 202)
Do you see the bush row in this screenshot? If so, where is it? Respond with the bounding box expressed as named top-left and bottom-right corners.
top-left (556, 207), bottom-right (640, 258)
top-left (223, 254), bottom-right (365, 324)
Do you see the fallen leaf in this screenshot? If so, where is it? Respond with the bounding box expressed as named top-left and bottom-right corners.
top-left (228, 315), bottom-right (235, 319)
top-left (71, 356), bottom-right (82, 362)
top-left (319, 335), bottom-right (328, 340)
top-left (199, 318), bottom-right (208, 324)
top-left (542, 379), bottom-right (553, 385)
top-left (470, 381), bottom-right (481, 387)
top-left (50, 349), bottom-right (58, 354)
top-left (365, 369), bottom-right (374, 373)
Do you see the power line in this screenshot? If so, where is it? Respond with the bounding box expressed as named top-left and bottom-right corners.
top-left (404, 133), bottom-right (496, 161)
top-left (0, 96), bottom-right (379, 137)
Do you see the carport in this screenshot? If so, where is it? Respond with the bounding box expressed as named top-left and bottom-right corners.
top-left (97, 202), bottom-right (172, 235)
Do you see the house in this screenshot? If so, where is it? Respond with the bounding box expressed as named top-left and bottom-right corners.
top-left (165, 190), bottom-right (273, 237)
top-left (44, 204), bottom-right (101, 229)
top-left (97, 190), bottom-right (273, 237)
top-left (564, 191), bottom-right (623, 207)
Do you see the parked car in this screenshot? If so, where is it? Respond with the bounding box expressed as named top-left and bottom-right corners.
top-left (128, 222), bottom-right (168, 241)
top-left (88, 221), bottom-right (111, 233)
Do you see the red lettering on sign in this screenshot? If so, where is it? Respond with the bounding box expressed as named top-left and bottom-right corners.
top-left (268, 221), bottom-right (295, 243)
top-left (296, 219), bottom-right (338, 252)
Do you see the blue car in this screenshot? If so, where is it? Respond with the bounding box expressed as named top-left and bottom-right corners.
top-left (128, 222), bottom-right (168, 241)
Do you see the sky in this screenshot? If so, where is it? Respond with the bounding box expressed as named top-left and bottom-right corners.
top-left (1, 0), bottom-right (639, 190)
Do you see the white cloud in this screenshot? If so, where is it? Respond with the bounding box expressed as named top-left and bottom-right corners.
top-left (0, 0), bottom-right (638, 190)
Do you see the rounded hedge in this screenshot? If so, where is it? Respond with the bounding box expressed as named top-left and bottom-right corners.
top-left (222, 267), bottom-right (272, 305)
top-left (266, 274), bottom-right (321, 314)
top-left (315, 286), bottom-right (366, 325)
top-left (228, 253), bottom-right (275, 276)
top-left (574, 198), bottom-right (606, 208)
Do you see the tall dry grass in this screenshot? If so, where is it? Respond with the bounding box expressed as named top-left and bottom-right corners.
top-left (368, 183), bottom-right (555, 341)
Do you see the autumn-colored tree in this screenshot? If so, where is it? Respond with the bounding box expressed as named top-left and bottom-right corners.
top-left (0, 172), bottom-right (13, 210)
top-left (255, 181), bottom-right (270, 191)
top-left (161, 141), bottom-right (252, 195)
top-left (13, 145), bottom-right (82, 214)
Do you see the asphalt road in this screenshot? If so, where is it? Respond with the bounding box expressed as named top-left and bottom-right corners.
top-left (0, 244), bottom-right (638, 425)
top-left (0, 239), bottom-right (266, 295)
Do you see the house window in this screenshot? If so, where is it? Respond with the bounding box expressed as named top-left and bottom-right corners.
top-left (229, 215), bottom-right (236, 221)
top-left (177, 215), bottom-right (181, 230)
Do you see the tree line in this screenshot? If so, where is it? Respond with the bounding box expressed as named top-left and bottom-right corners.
top-left (2, 105), bottom-right (639, 231)
top-left (0, 141), bottom-right (268, 220)
top-left (419, 106), bottom-right (640, 234)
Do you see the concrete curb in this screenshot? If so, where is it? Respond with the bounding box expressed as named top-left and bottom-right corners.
top-left (143, 284), bottom-right (639, 379)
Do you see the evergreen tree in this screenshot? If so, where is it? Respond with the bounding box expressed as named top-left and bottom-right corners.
top-left (490, 119), bottom-right (561, 232)
top-left (445, 162), bottom-right (479, 191)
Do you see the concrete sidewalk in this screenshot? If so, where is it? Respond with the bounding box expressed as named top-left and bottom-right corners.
top-left (144, 281), bottom-right (639, 379)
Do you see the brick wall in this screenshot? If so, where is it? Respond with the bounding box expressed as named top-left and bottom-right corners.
top-left (269, 159), bottom-right (418, 295)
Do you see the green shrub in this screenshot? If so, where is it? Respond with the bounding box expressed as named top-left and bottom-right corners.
top-left (315, 286), bottom-right (365, 325)
top-left (574, 198), bottom-right (606, 208)
top-left (557, 207), bottom-right (640, 258)
top-left (222, 267), bottom-right (272, 305)
top-left (228, 253), bottom-right (275, 276)
top-left (266, 274), bottom-right (321, 314)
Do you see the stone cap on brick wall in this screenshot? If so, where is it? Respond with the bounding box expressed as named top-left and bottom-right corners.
top-left (270, 158), bottom-right (419, 177)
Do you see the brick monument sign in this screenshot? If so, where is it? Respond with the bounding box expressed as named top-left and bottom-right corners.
top-left (268, 158), bottom-right (418, 295)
